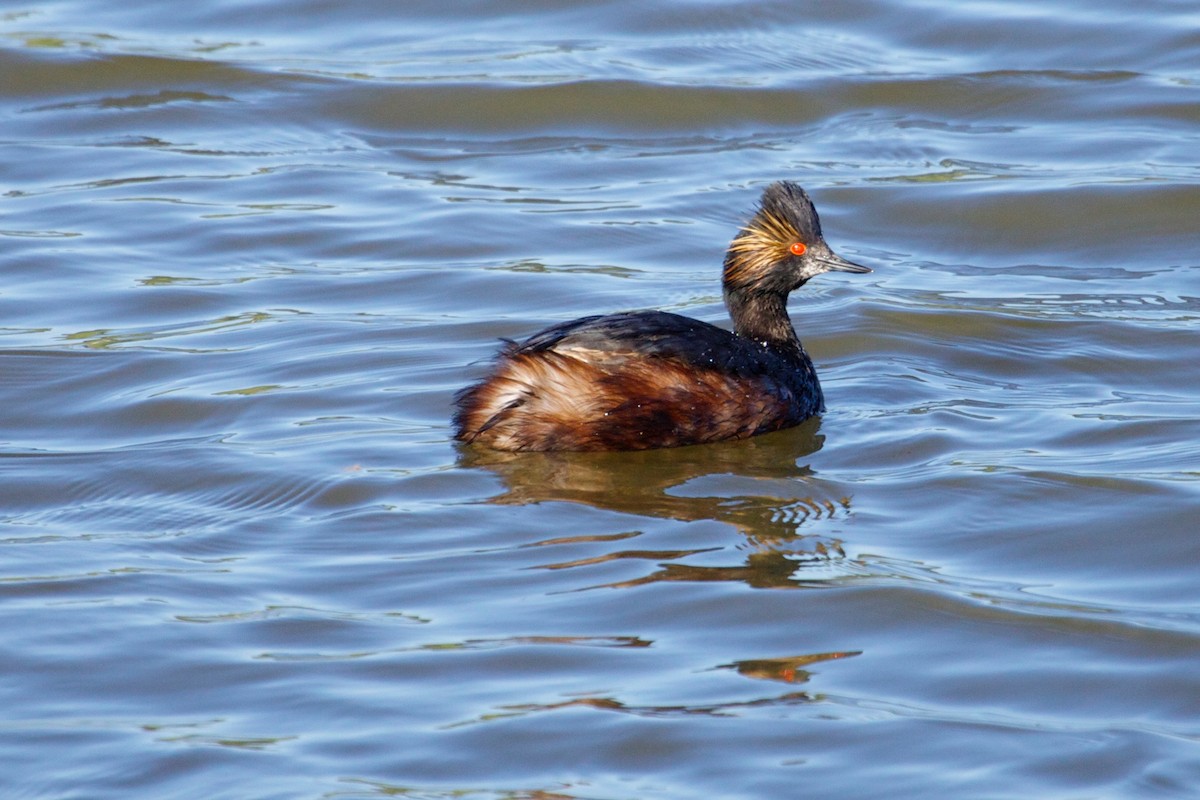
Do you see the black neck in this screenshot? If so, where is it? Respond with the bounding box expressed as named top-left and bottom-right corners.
top-left (724, 288), bottom-right (804, 358)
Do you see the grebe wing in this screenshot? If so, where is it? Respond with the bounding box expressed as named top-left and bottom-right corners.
top-left (515, 310), bottom-right (774, 373)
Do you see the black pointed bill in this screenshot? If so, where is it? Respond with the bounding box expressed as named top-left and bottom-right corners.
top-left (819, 252), bottom-right (872, 274)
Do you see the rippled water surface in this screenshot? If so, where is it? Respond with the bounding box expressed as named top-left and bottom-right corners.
top-left (3, 1), bottom-right (1199, 797)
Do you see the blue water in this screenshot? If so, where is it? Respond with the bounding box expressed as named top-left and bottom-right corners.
top-left (2, 1), bottom-right (1199, 798)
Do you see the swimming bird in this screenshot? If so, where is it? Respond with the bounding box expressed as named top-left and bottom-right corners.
top-left (453, 181), bottom-right (870, 451)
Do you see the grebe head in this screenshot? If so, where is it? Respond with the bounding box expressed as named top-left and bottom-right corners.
top-left (723, 181), bottom-right (870, 296)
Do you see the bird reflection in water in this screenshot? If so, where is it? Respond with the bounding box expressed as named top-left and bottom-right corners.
top-left (448, 650), bottom-right (863, 729)
top-left (717, 650), bottom-right (862, 684)
top-left (457, 417), bottom-right (855, 590)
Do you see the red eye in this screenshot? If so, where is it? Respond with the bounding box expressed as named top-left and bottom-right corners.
top-left (789, 242), bottom-right (807, 256)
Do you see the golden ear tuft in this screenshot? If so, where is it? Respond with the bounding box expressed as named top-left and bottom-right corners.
top-left (723, 209), bottom-right (801, 287)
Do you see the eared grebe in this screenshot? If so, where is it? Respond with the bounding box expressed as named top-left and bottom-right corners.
top-left (453, 181), bottom-right (871, 452)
